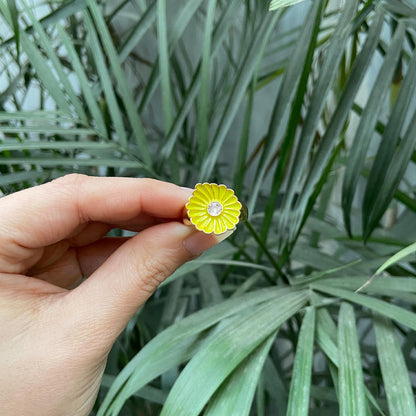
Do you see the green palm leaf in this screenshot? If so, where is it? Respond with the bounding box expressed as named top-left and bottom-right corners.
top-left (374, 315), bottom-right (416, 415)
top-left (342, 23), bottom-right (405, 235)
top-left (338, 303), bottom-right (366, 416)
top-left (160, 291), bottom-right (307, 416)
top-left (252, 0), bottom-right (324, 245)
top-left (200, 9), bottom-right (281, 180)
top-left (286, 307), bottom-right (315, 416)
top-left (312, 283), bottom-right (416, 331)
top-left (98, 287), bottom-right (300, 415)
top-left (277, 0), bottom-right (359, 246)
top-left (295, 6), bottom-right (385, 239)
top-left (87, 0), bottom-right (151, 165)
top-left (204, 331), bottom-right (277, 416)
top-left (269, 0), bottom-right (307, 10)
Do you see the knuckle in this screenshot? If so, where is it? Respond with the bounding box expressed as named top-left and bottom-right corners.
top-left (50, 174), bottom-right (89, 223)
top-left (52, 173), bottom-right (88, 188)
top-left (137, 250), bottom-right (174, 294)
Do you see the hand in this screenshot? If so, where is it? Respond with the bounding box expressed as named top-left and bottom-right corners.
top-left (0, 174), bottom-right (221, 416)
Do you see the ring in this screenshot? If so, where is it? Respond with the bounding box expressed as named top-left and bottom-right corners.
top-left (183, 183), bottom-right (247, 235)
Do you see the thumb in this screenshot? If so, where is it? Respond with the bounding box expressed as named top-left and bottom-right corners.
top-left (68, 221), bottom-right (225, 350)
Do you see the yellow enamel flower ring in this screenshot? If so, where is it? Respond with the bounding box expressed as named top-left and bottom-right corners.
top-left (185, 183), bottom-right (244, 234)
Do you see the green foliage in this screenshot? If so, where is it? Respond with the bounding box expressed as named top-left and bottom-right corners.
top-left (1, 0), bottom-right (416, 414)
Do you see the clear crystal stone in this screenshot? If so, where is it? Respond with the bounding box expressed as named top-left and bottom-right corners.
top-left (207, 201), bottom-right (223, 216)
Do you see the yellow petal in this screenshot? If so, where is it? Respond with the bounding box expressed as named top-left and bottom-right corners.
top-left (207, 183), bottom-right (217, 200)
top-left (193, 195), bottom-right (210, 206)
top-left (195, 215), bottom-right (211, 231)
top-left (193, 189), bottom-right (210, 204)
top-left (222, 189), bottom-right (235, 204)
top-left (223, 212), bottom-right (239, 225)
top-left (212, 183), bottom-right (222, 200)
top-left (224, 208), bottom-right (241, 217)
top-left (188, 210), bottom-right (208, 218)
top-left (224, 199), bottom-right (242, 210)
top-left (214, 219), bottom-right (223, 234)
top-left (217, 184), bottom-right (227, 201)
top-left (187, 199), bottom-right (205, 210)
top-left (222, 215), bottom-right (235, 229)
top-left (198, 183), bottom-right (213, 201)
top-left (218, 217), bottom-right (228, 233)
top-left (205, 219), bottom-right (215, 233)
top-left (207, 183), bottom-right (215, 199)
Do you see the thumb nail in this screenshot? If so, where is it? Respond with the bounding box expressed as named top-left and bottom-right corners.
top-left (183, 228), bottom-right (235, 257)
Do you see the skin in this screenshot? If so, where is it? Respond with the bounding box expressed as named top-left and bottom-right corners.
top-left (0, 174), bottom-right (220, 416)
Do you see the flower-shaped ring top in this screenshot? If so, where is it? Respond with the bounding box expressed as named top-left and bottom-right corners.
top-left (185, 183), bottom-right (242, 234)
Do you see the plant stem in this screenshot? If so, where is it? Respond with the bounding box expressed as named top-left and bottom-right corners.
top-left (244, 220), bottom-right (290, 285)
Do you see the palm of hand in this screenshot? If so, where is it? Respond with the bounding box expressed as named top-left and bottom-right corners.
top-left (1, 221), bottom-right (114, 415)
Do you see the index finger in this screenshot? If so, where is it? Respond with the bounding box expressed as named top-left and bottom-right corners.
top-left (0, 174), bottom-right (192, 248)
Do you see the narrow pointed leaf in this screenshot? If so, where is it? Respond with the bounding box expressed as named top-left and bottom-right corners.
top-left (19, 34), bottom-right (72, 114)
top-left (286, 307), bottom-right (316, 416)
top-left (84, 13), bottom-right (128, 148)
top-left (363, 47), bottom-right (416, 218)
top-left (311, 283), bottom-right (416, 331)
top-left (157, 0), bottom-right (173, 133)
top-left (0, 141), bottom-right (116, 151)
top-left (364, 89), bottom-right (416, 239)
top-left (0, 0), bottom-right (88, 49)
top-left (57, 24), bottom-right (107, 136)
top-left (316, 307), bottom-right (338, 366)
top-left (200, 10), bottom-right (281, 180)
top-left (0, 157), bottom-right (143, 169)
top-left (372, 240), bottom-right (416, 277)
top-left (204, 331), bottom-right (277, 416)
top-left (160, 0), bottom-right (240, 159)
top-left (252, 0), bottom-right (324, 242)
top-left (269, 0), bottom-right (307, 10)
top-left (279, 0), bottom-right (359, 241)
top-left (0, 171), bottom-right (51, 186)
top-left (6, 0), bottom-right (19, 57)
top-left (98, 287), bottom-right (298, 416)
top-left (296, 7), bottom-right (385, 227)
top-left (233, 77), bottom-right (255, 196)
top-left (197, 0), bottom-right (217, 160)
top-left (374, 315), bottom-right (416, 416)
top-left (383, 0), bottom-right (416, 17)
top-left (22, 1), bottom-right (88, 124)
top-left (118, 0), bottom-right (156, 62)
top-left (338, 303), bottom-right (366, 416)
top-left (160, 291), bottom-right (308, 416)
top-left (87, 0), bottom-right (151, 165)
top-left (0, 110), bottom-right (69, 121)
top-left (315, 305), bottom-right (387, 416)
top-left (138, 0), bottom-right (204, 114)
top-left (197, 265), bottom-right (224, 307)
top-left (317, 276), bottom-right (416, 297)
top-left (342, 23), bottom-right (405, 235)
top-left (0, 126), bottom-right (95, 135)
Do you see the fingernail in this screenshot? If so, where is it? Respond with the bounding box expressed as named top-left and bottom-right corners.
top-left (181, 186), bottom-right (194, 193)
top-left (214, 228), bottom-right (235, 243)
top-left (183, 228), bottom-right (235, 257)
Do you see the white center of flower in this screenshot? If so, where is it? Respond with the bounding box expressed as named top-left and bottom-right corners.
top-left (207, 201), bottom-right (223, 216)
